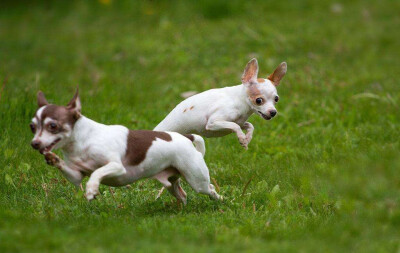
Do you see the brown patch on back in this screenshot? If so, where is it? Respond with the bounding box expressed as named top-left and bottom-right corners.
top-left (183, 107), bottom-right (194, 113)
top-left (183, 134), bottom-right (194, 142)
top-left (257, 78), bottom-right (265, 83)
top-left (124, 130), bottom-right (172, 166)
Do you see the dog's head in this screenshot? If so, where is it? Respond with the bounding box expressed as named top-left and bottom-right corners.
top-left (30, 89), bottom-right (81, 153)
top-left (241, 58), bottom-right (287, 120)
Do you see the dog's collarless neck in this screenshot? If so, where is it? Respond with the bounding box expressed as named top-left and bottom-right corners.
top-left (62, 116), bottom-right (97, 154)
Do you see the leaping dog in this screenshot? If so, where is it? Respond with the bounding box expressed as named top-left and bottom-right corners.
top-left (155, 58), bottom-right (287, 149)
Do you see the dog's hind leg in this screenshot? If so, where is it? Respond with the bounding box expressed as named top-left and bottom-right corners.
top-left (177, 154), bottom-right (222, 201)
top-left (153, 167), bottom-right (187, 205)
top-left (168, 177), bottom-right (187, 205)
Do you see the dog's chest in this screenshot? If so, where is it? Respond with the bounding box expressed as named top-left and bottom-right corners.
top-left (67, 156), bottom-right (104, 175)
top-left (65, 146), bottom-right (109, 175)
top-left (234, 113), bottom-right (251, 125)
top-left (227, 107), bottom-right (252, 127)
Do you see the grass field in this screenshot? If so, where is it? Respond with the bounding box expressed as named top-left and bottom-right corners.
top-left (1, 0), bottom-right (399, 252)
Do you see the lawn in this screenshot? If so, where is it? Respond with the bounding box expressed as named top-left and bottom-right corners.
top-left (0, 0), bottom-right (399, 252)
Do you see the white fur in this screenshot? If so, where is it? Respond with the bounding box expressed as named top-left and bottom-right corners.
top-left (36, 106), bottom-right (45, 119)
top-left (31, 106), bottom-right (44, 139)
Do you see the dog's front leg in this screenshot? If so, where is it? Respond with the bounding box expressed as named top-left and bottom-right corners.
top-left (242, 122), bottom-right (254, 145)
top-left (44, 152), bottom-right (83, 187)
top-left (206, 120), bottom-right (249, 149)
top-left (85, 162), bottom-right (126, 201)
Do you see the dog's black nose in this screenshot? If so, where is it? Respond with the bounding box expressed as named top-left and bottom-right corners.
top-left (270, 110), bottom-right (277, 117)
top-left (31, 140), bottom-right (41, 150)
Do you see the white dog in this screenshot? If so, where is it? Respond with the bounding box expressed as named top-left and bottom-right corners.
top-left (155, 58), bottom-right (287, 149)
top-left (30, 89), bottom-right (221, 204)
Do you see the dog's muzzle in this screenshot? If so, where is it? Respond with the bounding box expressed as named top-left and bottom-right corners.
top-left (258, 111), bottom-right (272, 120)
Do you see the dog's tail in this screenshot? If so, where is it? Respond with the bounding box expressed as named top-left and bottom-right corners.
top-left (184, 134), bottom-right (205, 157)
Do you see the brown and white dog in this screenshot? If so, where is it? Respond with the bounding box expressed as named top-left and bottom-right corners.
top-left (155, 58), bottom-right (287, 149)
top-left (30, 89), bottom-right (221, 204)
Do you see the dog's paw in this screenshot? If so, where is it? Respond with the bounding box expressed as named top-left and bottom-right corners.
top-left (245, 132), bottom-right (253, 144)
top-left (238, 135), bottom-right (249, 150)
top-left (44, 152), bottom-right (61, 167)
top-left (243, 122), bottom-right (254, 144)
top-left (85, 184), bottom-right (99, 201)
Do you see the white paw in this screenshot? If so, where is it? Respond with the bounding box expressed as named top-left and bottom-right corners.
top-left (85, 184), bottom-right (99, 201)
top-left (210, 192), bottom-right (223, 201)
top-left (245, 132), bottom-right (253, 144)
top-left (238, 134), bottom-right (249, 149)
top-left (243, 122), bottom-right (254, 145)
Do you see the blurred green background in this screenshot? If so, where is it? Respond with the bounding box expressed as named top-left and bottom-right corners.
top-left (0, 0), bottom-right (399, 252)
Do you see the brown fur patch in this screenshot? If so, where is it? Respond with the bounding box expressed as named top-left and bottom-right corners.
top-left (40, 105), bottom-right (78, 129)
top-left (190, 106), bottom-right (194, 110)
top-left (246, 85), bottom-right (262, 99)
top-left (37, 91), bottom-right (49, 107)
top-left (246, 85), bottom-right (266, 105)
top-left (124, 130), bottom-right (172, 166)
top-left (183, 134), bottom-right (194, 141)
top-left (268, 62), bottom-right (287, 86)
top-left (257, 78), bottom-right (265, 83)
top-left (66, 89), bottom-right (80, 110)
top-left (183, 109), bottom-right (187, 113)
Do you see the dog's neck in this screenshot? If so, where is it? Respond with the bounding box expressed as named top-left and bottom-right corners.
top-left (230, 84), bottom-right (254, 118)
top-left (61, 115), bottom-right (100, 155)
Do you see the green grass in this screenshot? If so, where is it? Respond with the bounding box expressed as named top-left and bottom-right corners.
top-left (1, 0), bottom-right (400, 252)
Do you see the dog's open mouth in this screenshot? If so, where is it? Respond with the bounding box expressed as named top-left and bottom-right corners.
top-left (40, 138), bottom-right (61, 154)
top-left (258, 111), bottom-right (271, 120)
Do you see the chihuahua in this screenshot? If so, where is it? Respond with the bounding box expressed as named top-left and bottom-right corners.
top-left (154, 58), bottom-right (287, 149)
top-left (30, 89), bottom-right (222, 204)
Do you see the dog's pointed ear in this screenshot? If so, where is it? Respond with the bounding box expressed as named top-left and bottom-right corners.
top-left (268, 62), bottom-right (287, 86)
top-left (241, 58), bottom-right (259, 86)
top-left (67, 87), bottom-right (81, 113)
top-left (37, 91), bottom-right (49, 107)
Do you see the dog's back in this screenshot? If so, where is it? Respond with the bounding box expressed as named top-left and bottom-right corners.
top-left (154, 87), bottom-right (237, 136)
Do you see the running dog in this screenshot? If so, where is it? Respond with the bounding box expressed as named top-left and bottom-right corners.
top-left (30, 89), bottom-right (222, 204)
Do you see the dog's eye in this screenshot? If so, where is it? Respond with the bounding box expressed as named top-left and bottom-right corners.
top-left (274, 96), bottom-right (279, 103)
top-left (29, 123), bottom-right (36, 133)
top-left (255, 98), bottom-right (263, 105)
top-left (47, 122), bottom-right (58, 132)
